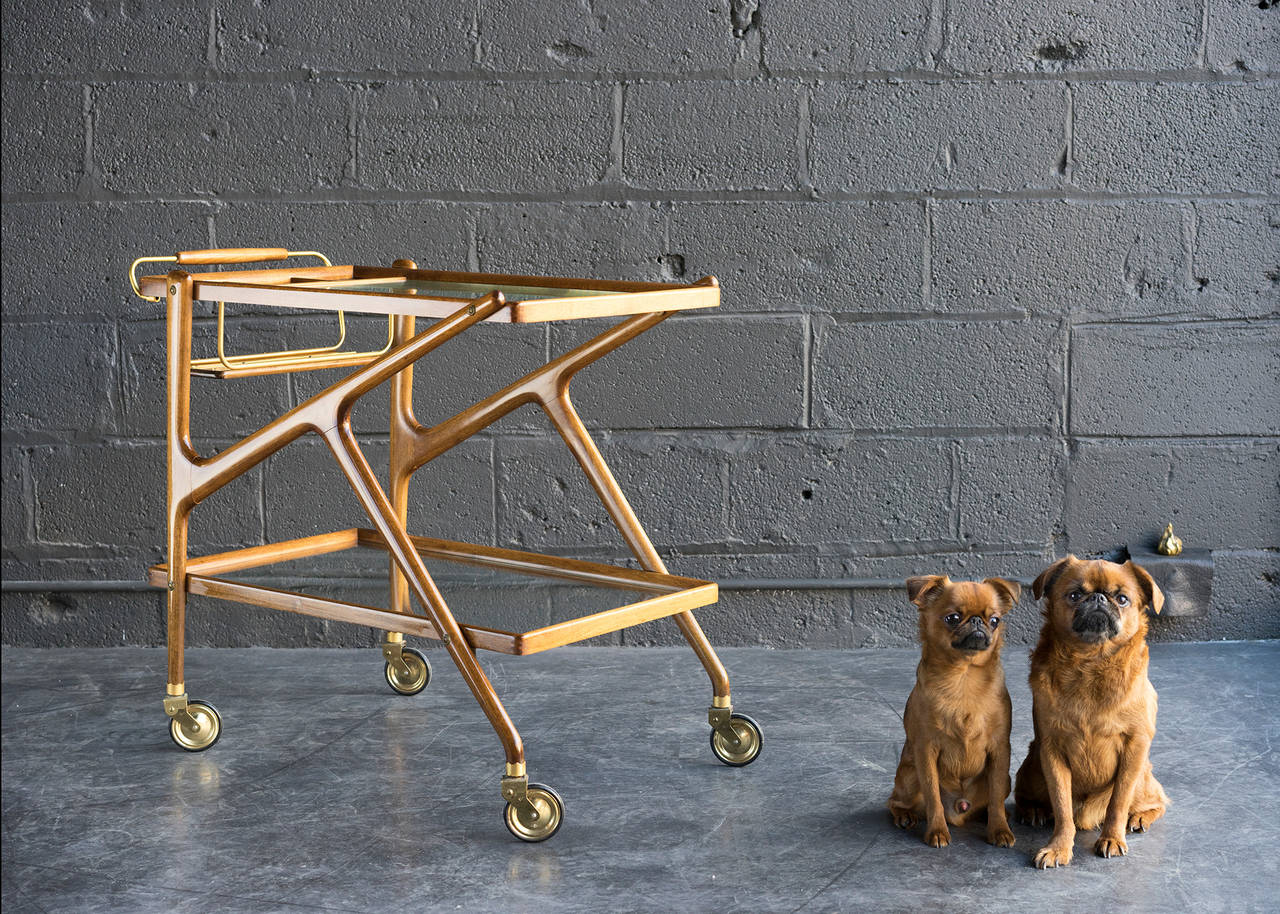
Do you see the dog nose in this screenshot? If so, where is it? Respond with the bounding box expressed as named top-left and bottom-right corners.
top-left (1083, 592), bottom-right (1109, 610)
top-left (970, 616), bottom-right (985, 628)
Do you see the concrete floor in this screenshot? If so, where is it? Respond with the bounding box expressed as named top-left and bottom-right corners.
top-left (2, 641), bottom-right (1276, 913)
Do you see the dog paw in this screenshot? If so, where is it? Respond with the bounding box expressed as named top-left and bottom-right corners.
top-left (890, 809), bottom-right (917, 829)
top-left (924, 826), bottom-right (951, 848)
top-left (987, 825), bottom-right (1016, 848)
top-left (1016, 805), bottom-right (1052, 828)
top-left (1034, 844), bottom-right (1073, 869)
top-left (1127, 812), bottom-right (1150, 833)
top-left (1095, 834), bottom-right (1128, 858)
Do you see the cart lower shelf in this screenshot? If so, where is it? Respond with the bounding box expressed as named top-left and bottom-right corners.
top-left (148, 528), bottom-right (719, 656)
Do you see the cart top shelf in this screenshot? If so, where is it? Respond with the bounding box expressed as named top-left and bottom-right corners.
top-left (139, 264), bottom-right (719, 324)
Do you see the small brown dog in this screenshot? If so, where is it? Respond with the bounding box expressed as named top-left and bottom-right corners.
top-left (888, 575), bottom-right (1021, 848)
top-left (1014, 555), bottom-right (1169, 868)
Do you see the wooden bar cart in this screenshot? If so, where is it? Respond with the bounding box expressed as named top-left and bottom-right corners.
top-left (129, 247), bottom-right (762, 841)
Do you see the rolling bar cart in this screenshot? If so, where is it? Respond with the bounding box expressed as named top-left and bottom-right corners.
top-left (128, 247), bottom-right (762, 841)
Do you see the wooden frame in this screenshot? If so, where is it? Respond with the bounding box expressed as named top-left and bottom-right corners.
top-left (149, 530), bottom-right (718, 656)
top-left (149, 252), bottom-right (732, 775)
top-left (137, 263), bottom-right (719, 326)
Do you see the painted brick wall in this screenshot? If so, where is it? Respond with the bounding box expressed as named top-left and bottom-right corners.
top-left (2, 1), bottom-right (1277, 648)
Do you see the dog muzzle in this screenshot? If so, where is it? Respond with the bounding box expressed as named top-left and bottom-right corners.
top-left (1072, 595), bottom-right (1119, 640)
top-left (954, 625), bottom-right (991, 651)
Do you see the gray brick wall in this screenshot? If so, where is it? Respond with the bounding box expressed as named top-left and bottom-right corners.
top-left (2, 1), bottom-right (1277, 648)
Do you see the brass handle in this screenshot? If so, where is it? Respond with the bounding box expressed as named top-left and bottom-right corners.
top-left (176, 247), bottom-right (290, 265)
top-left (129, 248), bottom-right (332, 302)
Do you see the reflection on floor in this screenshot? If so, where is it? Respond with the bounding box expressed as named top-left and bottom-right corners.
top-left (3, 642), bottom-right (1276, 912)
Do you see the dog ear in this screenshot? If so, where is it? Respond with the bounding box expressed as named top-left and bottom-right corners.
top-left (906, 575), bottom-right (949, 607)
top-left (983, 577), bottom-right (1021, 610)
top-left (1125, 560), bottom-right (1165, 615)
top-left (1032, 555), bottom-right (1076, 601)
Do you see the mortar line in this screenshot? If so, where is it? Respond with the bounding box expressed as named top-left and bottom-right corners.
top-left (921, 198), bottom-right (933, 309)
top-left (1185, 202), bottom-right (1201, 290)
top-left (490, 436), bottom-right (498, 547)
top-left (949, 439), bottom-right (962, 540)
top-left (928, 0), bottom-right (948, 69)
top-left (345, 84), bottom-right (362, 186)
top-left (1197, 0), bottom-right (1211, 68)
top-left (111, 320), bottom-right (126, 445)
top-left (79, 84), bottom-right (94, 188)
top-left (12, 429), bottom-right (1276, 451)
top-left (8, 309), bottom-right (1277, 328)
top-left (1072, 315), bottom-right (1279, 329)
top-left (206, 1), bottom-right (218, 68)
top-left (466, 209), bottom-right (480, 271)
top-left (8, 542), bottom-right (1277, 567)
top-left (6, 69), bottom-right (1276, 85)
top-left (720, 456), bottom-right (732, 534)
top-left (1063, 317), bottom-right (1073, 440)
top-left (802, 312), bottom-right (813, 428)
top-left (1063, 83), bottom-right (1075, 183)
top-left (7, 189), bottom-right (1276, 206)
top-left (24, 427), bottom-right (1236, 449)
top-left (3, 534), bottom-right (1274, 564)
top-left (609, 82), bottom-right (625, 182)
top-left (757, 0), bottom-right (768, 75)
top-left (258, 452), bottom-right (268, 545)
top-left (18, 448), bottom-right (35, 543)
top-left (797, 84), bottom-right (812, 193)
top-left (469, 0), bottom-right (482, 66)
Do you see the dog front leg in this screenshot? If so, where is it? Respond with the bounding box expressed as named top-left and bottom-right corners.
top-left (1034, 747), bottom-right (1075, 868)
top-left (984, 743), bottom-right (1015, 847)
top-left (912, 740), bottom-right (949, 847)
top-left (888, 741), bottom-right (921, 828)
top-left (1095, 733), bottom-right (1151, 858)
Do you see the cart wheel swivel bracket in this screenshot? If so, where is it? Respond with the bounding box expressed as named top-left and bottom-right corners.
top-left (708, 703), bottom-right (743, 749)
top-left (501, 769), bottom-right (564, 842)
top-left (501, 762), bottom-right (532, 807)
top-left (501, 773), bottom-right (531, 809)
top-left (163, 692), bottom-right (198, 729)
top-left (380, 640), bottom-right (415, 680)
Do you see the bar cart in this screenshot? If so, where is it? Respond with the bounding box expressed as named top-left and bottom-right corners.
top-left (128, 247), bottom-right (762, 841)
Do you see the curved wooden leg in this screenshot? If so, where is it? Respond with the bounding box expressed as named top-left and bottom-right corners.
top-left (322, 424), bottom-right (525, 767)
top-left (540, 389), bottom-right (731, 700)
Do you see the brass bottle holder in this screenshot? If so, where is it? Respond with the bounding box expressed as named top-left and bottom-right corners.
top-left (130, 248), bottom-right (394, 375)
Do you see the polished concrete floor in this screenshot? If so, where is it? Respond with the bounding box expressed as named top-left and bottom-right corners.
top-left (2, 641), bottom-right (1277, 913)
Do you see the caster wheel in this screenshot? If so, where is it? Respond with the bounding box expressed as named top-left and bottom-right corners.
top-left (710, 712), bottom-right (762, 767)
top-left (385, 647), bottom-right (431, 696)
top-left (169, 700), bottom-right (222, 752)
top-left (503, 783), bottom-right (564, 843)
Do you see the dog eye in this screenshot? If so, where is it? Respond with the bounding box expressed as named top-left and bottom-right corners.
top-left (989, 615), bottom-right (1000, 628)
top-left (1069, 590), bottom-right (1083, 601)
top-left (1116, 593), bottom-right (1129, 606)
top-left (944, 613), bottom-right (961, 626)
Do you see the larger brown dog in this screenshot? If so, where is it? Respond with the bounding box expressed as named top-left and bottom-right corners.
top-left (889, 575), bottom-right (1020, 849)
top-left (1014, 556), bottom-right (1169, 868)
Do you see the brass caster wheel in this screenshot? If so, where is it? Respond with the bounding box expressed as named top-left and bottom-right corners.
top-left (169, 700), bottom-right (222, 752)
top-left (385, 646), bottom-right (431, 696)
top-left (503, 783), bottom-right (564, 843)
top-left (710, 712), bottom-right (762, 767)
